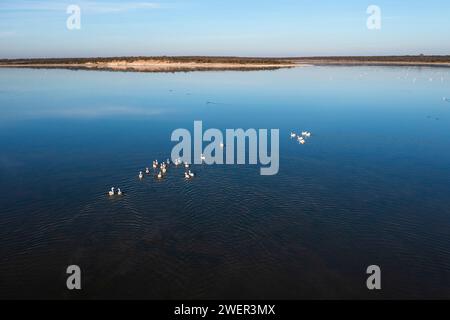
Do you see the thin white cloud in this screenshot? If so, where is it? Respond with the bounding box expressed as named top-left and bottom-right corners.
top-left (0, 1), bottom-right (164, 14)
top-left (0, 31), bottom-right (16, 38)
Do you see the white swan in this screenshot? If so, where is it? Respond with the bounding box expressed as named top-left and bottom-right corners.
top-left (139, 171), bottom-right (143, 179)
top-left (108, 187), bottom-right (115, 196)
top-left (157, 171), bottom-right (163, 179)
top-left (162, 167), bottom-right (167, 174)
top-left (297, 137), bottom-right (305, 144)
top-left (301, 131), bottom-right (311, 138)
top-left (117, 188), bottom-right (122, 196)
top-left (152, 160), bottom-right (158, 169)
top-left (188, 170), bottom-right (195, 177)
top-left (290, 132), bottom-right (296, 138)
top-left (145, 167), bottom-right (150, 174)
top-left (184, 171), bottom-right (191, 179)
top-left (184, 162), bottom-right (190, 168)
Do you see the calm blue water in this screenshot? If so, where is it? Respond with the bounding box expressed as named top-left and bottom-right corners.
top-left (0, 66), bottom-right (450, 299)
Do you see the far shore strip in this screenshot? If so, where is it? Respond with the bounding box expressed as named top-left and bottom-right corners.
top-left (0, 58), bottom-right (449, 72)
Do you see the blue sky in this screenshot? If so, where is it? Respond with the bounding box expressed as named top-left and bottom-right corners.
top-left (0, 0), bottom-right (449, 58)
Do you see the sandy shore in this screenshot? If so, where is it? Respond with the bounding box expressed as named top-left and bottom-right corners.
top-left (0, 59), bottom-right (297, 72)
top-left (1, 56), bottom-right (449, 72)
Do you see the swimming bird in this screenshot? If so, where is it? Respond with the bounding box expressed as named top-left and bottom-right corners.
top-left (301, 131), bottom-right (312, 138)
top-left (184, 172), bottom-right (191, 179)
top-left (139, 171), bottom-right (143, 179)
top-left (297, 137), bottom-right (305, 144)
top-left (184, 162), bottom-right (190, 169)
top-left (162, 167), bottom-right (167, 174)
top-left (188, 170), bottom-right (195, 177)
top-left (290, 132), bottom-right (297, 138)
top-left (152, 160), bottom-right (158, 169)
top-left (117, 188), bottom-right (122, 196)
top-left (108, 187), bottom-right (115, 196)
top-left (157, 171), bottom-right (163, 179)
top-left (145, 167), bottom-right (150, 175)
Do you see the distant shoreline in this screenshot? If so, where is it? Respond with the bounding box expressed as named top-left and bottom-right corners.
top-left (0, 56), bottom-right (449, 72)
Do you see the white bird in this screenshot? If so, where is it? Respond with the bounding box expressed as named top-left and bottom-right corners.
top-left (297, 136), bottom-right (305, 144)
top-left (200, 154), bottom-right (206, 161)
top-left (162, 167), bottom-right (167, 174)
top-left (301, 131), bottom-right (312, 138)
top-left (139, 171), bottom-right (143, 179)
top-left (184, 172), bottom-right (190, 179)
top-left (188, 170), bottom-right (195, 177)
top-left (290, 132), bottom-right (296, 138)
top-left (184, 162), bottom-right (190, 168)
top-left (152, 160), bottom-right (158, 169)
top-left (157, 171), bottom-right (163, 179)
top-left (108, 187), bottom-right (115, 196)
top-left (117, 188), bottom-right (122, 196)
top-left (145, 167), bottom-right (150, 174)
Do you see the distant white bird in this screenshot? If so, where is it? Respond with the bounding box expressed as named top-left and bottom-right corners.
top-left (297, 136), bottom-right (305, 144)
top-left (188, 170), bottom-right (195, 177)
top-left (152, 160), bottom-right (158, 169)
top-left (139, 171), bottom-right (143, 179)
top-left (290, 132), bottom-right (296, 138)
top-left (157, 171), bottom-right (163, 179)
top-left (162, 167), bottom-right (167, 174)
top-left (108, 187), bottom-right (115, 196)
top-left (184, 171), bottom-right (191, 179)
top-left (184, 162), bottom-right (190, 169)
top-left (117, 188), bottom-right (122, 196)
top-left (145, 167), bottom-right (150, 174)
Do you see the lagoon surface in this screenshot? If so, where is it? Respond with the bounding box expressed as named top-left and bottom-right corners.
top-left (1, 66), bottom-right (450, 299)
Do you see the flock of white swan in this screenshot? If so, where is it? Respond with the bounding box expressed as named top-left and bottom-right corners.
top-left (290, 130), bottom-right (312, 144)
top-left (108, 157), bottom-right (199, 197)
